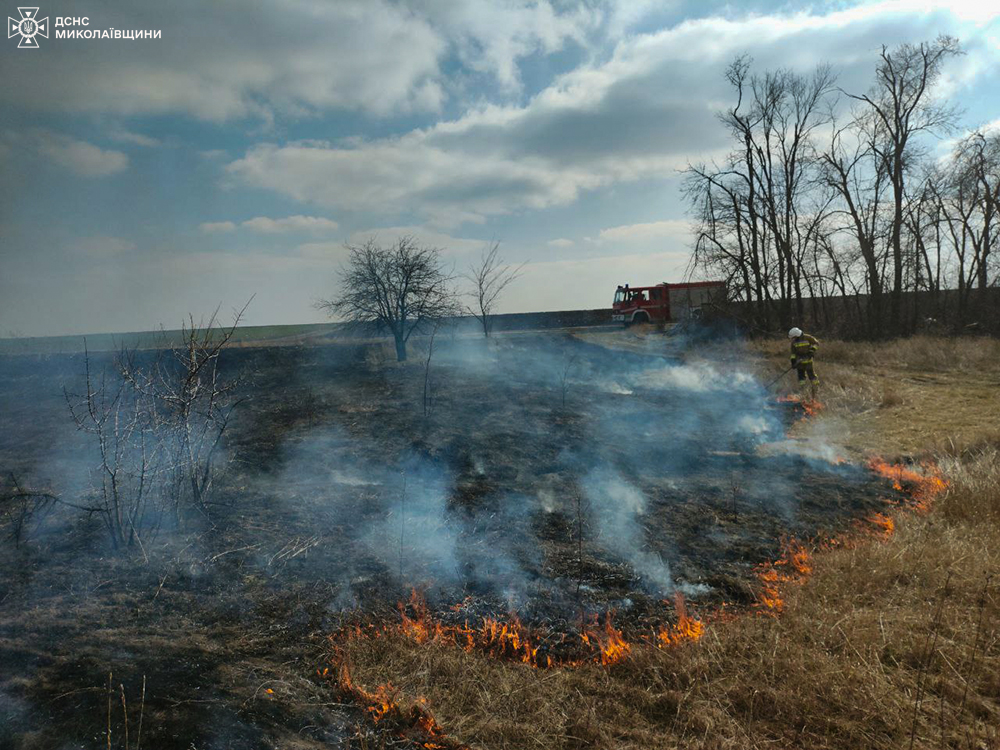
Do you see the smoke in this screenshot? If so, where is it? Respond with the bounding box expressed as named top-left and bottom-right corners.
top-left (361, 453), bottom-right (460, 586)
top-left (4, 323), bottom-right (870, 621)
top-left (265, 326), bottom-right (862, 609)
top-left (583, 466), bottom-right (675, 593)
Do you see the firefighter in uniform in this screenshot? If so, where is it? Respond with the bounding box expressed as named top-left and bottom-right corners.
top-left (788, 327), bottom-right (820, 398)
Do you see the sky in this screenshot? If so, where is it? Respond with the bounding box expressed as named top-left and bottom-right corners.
top-left (1, 0), bottom-right (999, 337)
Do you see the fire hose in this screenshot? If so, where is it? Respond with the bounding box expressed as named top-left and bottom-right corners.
top-left (764, 366), bottom-right (794, 389)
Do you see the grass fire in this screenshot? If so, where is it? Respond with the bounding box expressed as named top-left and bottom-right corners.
top-left (4, 6), bottom-right (1000, 747)
top-left (2, 325), bottom-right (996, 749)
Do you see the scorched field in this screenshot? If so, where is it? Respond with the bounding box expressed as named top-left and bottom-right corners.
top-left (0, 328), bottom-right (997, 750)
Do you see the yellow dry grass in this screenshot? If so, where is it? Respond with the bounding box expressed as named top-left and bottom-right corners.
top-left (757, 334), bottom-right (1000, 457)
top-left (339, 334), bottom-right (1000, 750)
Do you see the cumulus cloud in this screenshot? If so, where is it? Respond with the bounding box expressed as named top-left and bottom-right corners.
top-left (35, 132), bottom-right (129, 177)
top-left (0, 0), bottom-right (598, 122)
top-left (109, 129), bottom-right (162, 147)
top-left (226, 2), bottom-right (990, 226)
top-left (199, 221), bottom-right (237, 233)
top-left (418, 0), bottom-right (599, 91)
top-left (240, 215), bottom-right (340, 234)
top-left (596, 220), bottom-right (693, 245)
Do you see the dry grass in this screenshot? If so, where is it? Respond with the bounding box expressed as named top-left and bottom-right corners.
top-left (755, 335), bottom-right (1000, 457)
top-left (338, 335), bottom-right (1000, 750)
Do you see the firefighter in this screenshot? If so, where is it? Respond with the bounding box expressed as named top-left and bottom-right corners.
top-left (788, 327), bottom-right (820, 397)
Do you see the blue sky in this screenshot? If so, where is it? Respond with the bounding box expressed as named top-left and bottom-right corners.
top-left (2, 0), bottom-right (998, 336)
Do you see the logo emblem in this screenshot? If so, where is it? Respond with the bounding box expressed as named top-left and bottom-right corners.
top-left (8, 7), bottom-right (48, 47)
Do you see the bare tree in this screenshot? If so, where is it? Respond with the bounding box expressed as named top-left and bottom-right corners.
top-left (821, 110), bottom-right (892, 336)
top-left (847, 36), bottom-right (962, 331)
top-left (318, 237), bottom-right (460, 362)
top-left (686, 40), bottom-right (994, 337)
top-left (686, 57), bottom-right (836, 331)
top-left (465, 242), bottom-right (525, 336)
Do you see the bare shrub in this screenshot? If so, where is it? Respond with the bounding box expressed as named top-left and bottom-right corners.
top-left (123, 303), bottom-right (251, 511)
top-left (65, 344), bottom-right (166, 553)
top-left (65, 304), bottom-right (250, 550)
top-left (0, 474), bottom-right (60, 545)
top-left (464, 241), bottom-right (524, 337)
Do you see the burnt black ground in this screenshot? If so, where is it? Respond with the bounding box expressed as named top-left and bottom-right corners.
top-left (0, 331), bottom-right (898, 748)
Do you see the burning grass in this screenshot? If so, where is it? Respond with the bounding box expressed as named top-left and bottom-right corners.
top-left (331, 589), bottom-right (704, 674)
top-left (335, 450), bottom-right (998, 749)
top-left (327, 336), bottom-right (998, 749)
top-left (3, 333), bottom-right (997, 748)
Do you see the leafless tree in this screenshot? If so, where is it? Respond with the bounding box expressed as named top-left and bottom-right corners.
top-left (318, 237), bottom-right (460, 362)
top-left (685, 57), bottom-right (836, 331)
top-left (464, 241), bottom-right (525, 337)
top-left (924, 129), bottom-right (1000, 323)
top-left (686, 40), bottom-right (997, 337)
top-left (846, 36), bottom-right (962, 330)
top-left (820, 109), bottom-right (892, 335)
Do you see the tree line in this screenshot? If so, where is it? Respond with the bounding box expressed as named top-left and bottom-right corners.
top-left (684, 36), bottom-right (999, 337)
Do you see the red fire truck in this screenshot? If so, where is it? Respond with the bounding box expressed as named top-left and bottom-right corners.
top-left (612, 281), bottom-right (727, 325)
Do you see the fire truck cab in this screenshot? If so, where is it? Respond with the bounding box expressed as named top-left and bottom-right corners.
top-left (612, 281), bottom-right (726, 326)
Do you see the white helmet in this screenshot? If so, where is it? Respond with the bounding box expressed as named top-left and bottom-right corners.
top-left (788, 327), bottom-right (802, 339)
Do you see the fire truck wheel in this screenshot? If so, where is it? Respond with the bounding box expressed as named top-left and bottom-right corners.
top-left (631, 312), bottom-right (649, 325)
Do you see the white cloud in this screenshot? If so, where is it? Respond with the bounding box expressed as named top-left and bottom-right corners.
top-left (200, 221), bottom-right (237, 233)
top-left (35, 133), bottom-right (128, 177)
top-left (596, 220), bottom-right (693, 245)
top-left (420, 0), bottom-right (599, 92)
top-left (109, 129), bottom-right (162, 147)
top-left (241, 215), bottom-right (339, 234)
top-left (547, 238), bottom-right (574, 248)
top-left (227, 2), bottom-right (991, 226)
top-left (0, 0), bottom-right (598, 122)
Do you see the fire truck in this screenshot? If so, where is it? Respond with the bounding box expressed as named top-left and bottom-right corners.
top-left (612, 281), bottom-right (727, 326)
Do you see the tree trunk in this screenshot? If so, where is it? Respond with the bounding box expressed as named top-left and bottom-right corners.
top-left (394, 333), bottom-right (408, 362)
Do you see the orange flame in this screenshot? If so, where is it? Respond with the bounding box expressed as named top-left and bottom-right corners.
top-left (868, 458), bottom-right (947, 512)
top-left (656, 592), bottom-right (704, 647)
top-left (325, 662), bottom-right (460, 749)
top-left (582, 612), bottom-right (632, 665)
top-left (393, 590), bottom-right (543, 667)
top-left (754, 538), bottom-right (813, 613)
top-left (777, 393), bottom-right (824, 418)
top-left (867, 511), bottom-right (895, 541)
